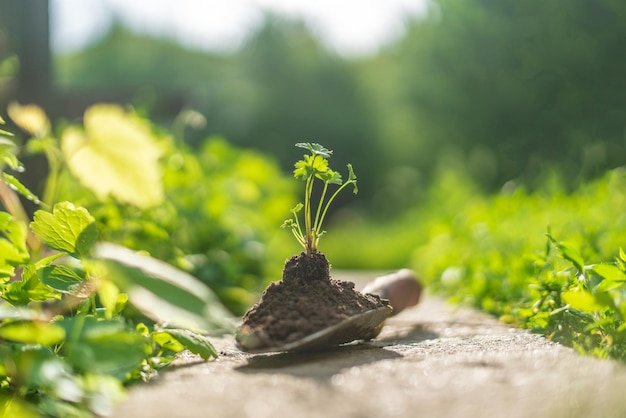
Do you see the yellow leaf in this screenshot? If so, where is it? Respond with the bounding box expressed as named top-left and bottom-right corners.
top-left (62, 104), bottom-right (164, 208)
top-left (7, 102), bottom-right (50, 138)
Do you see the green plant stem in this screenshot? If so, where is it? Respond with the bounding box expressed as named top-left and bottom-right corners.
top-left (313, 181), bottom-right (329, 240)
top-left (304, 175), bottom-right (315, 256)
top-left (292, 212), bottom-right (306, 246)
top-left (316, 180), bottom-right (354, 241)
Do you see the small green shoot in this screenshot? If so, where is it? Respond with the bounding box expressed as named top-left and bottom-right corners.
top-left (282, 143), bottom-right (357, 257)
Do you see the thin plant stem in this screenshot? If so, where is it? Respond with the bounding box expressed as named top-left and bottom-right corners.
top-left (313, 181), bottom-right (329, 241)
top-left (317, 180), bottom-right (355, 236)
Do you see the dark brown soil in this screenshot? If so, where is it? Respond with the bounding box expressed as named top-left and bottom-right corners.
top-left (237, 251), bottom-right (389, 348)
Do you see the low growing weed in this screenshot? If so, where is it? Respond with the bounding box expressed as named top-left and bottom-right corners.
top-left (0, 105), bottom-right (232, 417)
top-left (327, 167), bottom-right (626, 362)
top-left (410, 169), bottom-right (626, 361)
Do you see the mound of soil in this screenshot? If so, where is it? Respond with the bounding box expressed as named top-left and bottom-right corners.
top-left (236, 251), bottom-right (389, 351)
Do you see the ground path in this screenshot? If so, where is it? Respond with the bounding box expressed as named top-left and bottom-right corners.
top-left (114, 271), bottom-right (626, 418)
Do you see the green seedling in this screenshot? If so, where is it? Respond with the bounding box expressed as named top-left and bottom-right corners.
top-left (282, 143), bottom-right (357, 257)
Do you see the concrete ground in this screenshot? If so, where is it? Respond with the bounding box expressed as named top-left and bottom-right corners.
top-left (114, 271), bottom-right (626, 418)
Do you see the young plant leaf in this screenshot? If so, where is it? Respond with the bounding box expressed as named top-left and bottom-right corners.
top-left (30, 202), bottom-right (98, 259)
top-left (287, 143), bottom-right (358, 256)
top-left (347, 164), bottom-right (358, 194)
top-left (295, 142), bottom-right (332, 158)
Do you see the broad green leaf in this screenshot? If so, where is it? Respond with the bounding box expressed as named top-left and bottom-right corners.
top-left (40, 265), bottom-right (85, 295)
top-left (100, 259), bottom-right (209, 329)
top-left (58, 316), bottom-right (125, 341)
top-left (61, 104), bottom-right (164, 208)
top-left (591, 263), bottom-right (626, 282)
top-left (58, 316), bottom-right (149, 378)
top-left (95, 243), bottom-right (235, 331)
top-left (2, 173), bottom-right (40, 204)
top-left (7, 102), bottom-right (50, 138)
top-left (562, 290), bottom-right (605, 313)
top-left (30, 202), bottom-right (97, 259)
top-left (161, 328), bottom-right (217, 360)
top-left (152, 331), bottom-right (186, 353)
top-left (65, 335), bottom-right (149, 378)
top-left (0, 320), bottom-right (65, 345)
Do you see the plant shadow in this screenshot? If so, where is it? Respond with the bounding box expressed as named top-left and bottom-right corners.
top-left (235, 323), bottom-right (439, 382)
top-left (376, 323), bottom-right (439, 346)
top-left (236, 343), bottom-right (400, 382)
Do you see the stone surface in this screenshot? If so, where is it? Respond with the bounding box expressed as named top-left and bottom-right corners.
top-left (114, 271), bottom-right (626, 418)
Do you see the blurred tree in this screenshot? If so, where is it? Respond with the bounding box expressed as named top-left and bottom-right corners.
top-left (55, 22), bottom-right (228, 119)
top-left (57, 14), bottom-right (384, 205)
top-left (212, 14), bottom-right (383, 203)
top-left (386, 0), bottom-right (626, 189)
top-left (0, 0), bottom-right (52, 216)
top-left (0, 0), bottom-right (52, 110)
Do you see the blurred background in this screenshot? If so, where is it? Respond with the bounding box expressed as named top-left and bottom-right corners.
top-left (2, 0), bottom-right (622, 209)
top-left (1, 0), bottom-right (625, 310)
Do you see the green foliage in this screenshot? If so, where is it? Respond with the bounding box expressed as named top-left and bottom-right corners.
top-left (282, 143), bottom-right (357, 257)
top-left (55, 15), bottom-right (383, 204)
top-left (0, 109), bottom-right (228, 416)
top-left (55, 7), bottom-right (626, 212)
top-left (384, 0), bottom-right (626, 189)
top-left (414, 169), bottom-right (626, 360)
top-left (30, 202), bottom-right (98, 259)
top-left (55, 133), bottom-right (296, 314)
top-left (327, 166), bottom-right (626, 361)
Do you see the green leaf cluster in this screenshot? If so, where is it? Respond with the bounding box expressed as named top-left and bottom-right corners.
top-left (56, 136), bottom-right (296, 314)
top-left (327, 166), bottom-right (626, 362)
top-left (408, 169), bottom-right (626, 361)
top-left (0, 110), bottom-right (225, 417)
top-left (282, 143), bottom-right (357, 257)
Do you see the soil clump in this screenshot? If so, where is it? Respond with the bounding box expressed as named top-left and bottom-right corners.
top-left (237, 251), bottom-right (389, 349)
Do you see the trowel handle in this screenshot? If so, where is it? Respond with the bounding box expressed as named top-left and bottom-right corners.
top-left (362, 269), bottom-right (422, 316)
